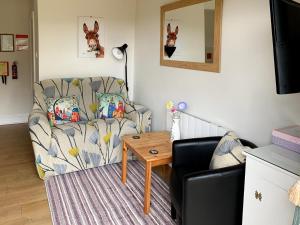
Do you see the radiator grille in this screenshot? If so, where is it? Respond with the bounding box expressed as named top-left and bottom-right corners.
top-left (166, 111), bottom-right (228, 139)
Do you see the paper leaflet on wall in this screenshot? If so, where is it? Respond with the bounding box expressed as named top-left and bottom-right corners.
top-left (15, 34), bottom-right (29, 51)
top-left (0, 62), bottom-right (9, 85)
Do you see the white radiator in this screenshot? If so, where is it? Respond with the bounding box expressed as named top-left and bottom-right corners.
top-left (166, 111), bottom-right (228, 139)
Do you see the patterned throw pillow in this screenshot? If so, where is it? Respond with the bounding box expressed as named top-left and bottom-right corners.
top-left (209, 131), bottom-right (249, 169)
top-left (97, 93), bottom-right (125, 119)
top-left (46, 96), bottom-right (80, 126)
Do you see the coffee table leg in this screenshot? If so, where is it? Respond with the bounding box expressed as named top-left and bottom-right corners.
top-left (144, 161), bottom-right (152, 214)
top-left (122, 142), bottom-right (127, 184)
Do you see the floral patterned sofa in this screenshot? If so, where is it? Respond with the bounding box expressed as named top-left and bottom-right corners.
top-left (28, 77), bottom-right (151, 179)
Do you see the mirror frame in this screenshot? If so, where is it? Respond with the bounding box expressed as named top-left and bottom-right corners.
top-left (160, 0), bottom-right (223, 72)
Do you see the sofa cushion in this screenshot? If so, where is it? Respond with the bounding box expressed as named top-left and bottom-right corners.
top-left (97, 93), bottom-right (125, 119)
top-left (46, 96), bottom-right (80, 126)
top-left (34, 77), bottom-right (129, 121)
top-left (209, 131), bottom-right (248, 169)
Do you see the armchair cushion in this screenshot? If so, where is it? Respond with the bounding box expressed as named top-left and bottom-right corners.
top-left (209, 131), bottom-right (248, 169)
top-left (213, 131), bottom-right (242, 152)
top-left (210, 145), bottom-right (249, 170)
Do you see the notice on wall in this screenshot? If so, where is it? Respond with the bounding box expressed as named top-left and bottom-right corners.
top-left (0, 62), bottom-right (9, 76)
top-left (15, 34), bottom-right (29, 51)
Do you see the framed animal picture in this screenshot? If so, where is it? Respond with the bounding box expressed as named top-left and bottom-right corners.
top-left (78, 16), bottom-right (105, 58)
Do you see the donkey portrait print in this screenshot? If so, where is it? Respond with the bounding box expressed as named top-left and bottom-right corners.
top-left (83, 21), bottom-right (104, 57)
top-left (166, 23), bottom-right (179, 47)
top-left (78, 17), bottom-right (105, 58)
top-left (164, 23), bottom-right (179, 58)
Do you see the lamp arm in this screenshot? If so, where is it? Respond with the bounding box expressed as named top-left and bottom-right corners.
top-left (125, 49), bottom-right (128, 92)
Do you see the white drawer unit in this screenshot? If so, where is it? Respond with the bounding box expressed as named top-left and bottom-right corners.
top-left (242, 145), bottom-right (300, 225)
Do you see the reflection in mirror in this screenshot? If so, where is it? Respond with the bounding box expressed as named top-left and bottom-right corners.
top-left (164, 0), bottom-right (215, 63)
top-left (160, 0), bottom-right (223, 72)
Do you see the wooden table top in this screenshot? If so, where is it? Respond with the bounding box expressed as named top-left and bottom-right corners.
top-left (122, 131), bottom-right (172, 163)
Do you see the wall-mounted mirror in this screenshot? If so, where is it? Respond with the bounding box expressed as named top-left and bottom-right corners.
top-left (160, 0), bottom-right (223, 72)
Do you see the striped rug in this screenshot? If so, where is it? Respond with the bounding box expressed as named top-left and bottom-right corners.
top-left (45, 161), bottom-right (176, 225)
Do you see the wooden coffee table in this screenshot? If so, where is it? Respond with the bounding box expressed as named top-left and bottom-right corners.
top-left (121, 131), bottom-right (172, 214)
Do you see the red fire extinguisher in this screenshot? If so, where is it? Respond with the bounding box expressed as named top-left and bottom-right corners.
top-left (12, 61), bottom-right (18, 79)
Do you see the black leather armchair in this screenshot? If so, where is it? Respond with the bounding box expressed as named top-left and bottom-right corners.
top-left (170, 136), bottom-right (257, 225)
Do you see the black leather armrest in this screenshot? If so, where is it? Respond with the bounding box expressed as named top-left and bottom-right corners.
top-left (182, 164), bottom-right (246, 225)
top-left (172, 137), bottom-right (222, 169)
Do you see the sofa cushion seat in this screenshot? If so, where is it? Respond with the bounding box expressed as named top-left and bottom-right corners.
top-left (46, 122), bottom-right (100, 175)
top-left (41, 118), bottom-right (138, 177)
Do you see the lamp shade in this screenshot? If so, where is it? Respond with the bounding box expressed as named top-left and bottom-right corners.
top-left (112, 43), bottom-right (129, 92)
top-left (112, 44), bottom-right (128, 60)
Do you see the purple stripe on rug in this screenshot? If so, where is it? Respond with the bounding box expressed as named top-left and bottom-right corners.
top-left (45, 161), bottom-right (176, 225)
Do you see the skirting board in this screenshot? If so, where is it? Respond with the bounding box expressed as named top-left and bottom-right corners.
top-left (0, 114), bottom-right (29, 125)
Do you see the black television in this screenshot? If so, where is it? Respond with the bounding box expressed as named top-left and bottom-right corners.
top-left (270, 0), bottom-right (300, 94)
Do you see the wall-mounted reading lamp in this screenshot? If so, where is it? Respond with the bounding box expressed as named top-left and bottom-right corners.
top-left (112, 44), bottom-right (128, 91)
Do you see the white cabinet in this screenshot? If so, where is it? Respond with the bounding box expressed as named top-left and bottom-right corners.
top-left (242, 145), bottom-right (300, 225)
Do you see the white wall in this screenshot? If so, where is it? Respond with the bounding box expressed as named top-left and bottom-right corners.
top-left (134, 0), bottom-right (300, 146)
top-left (37, 0), bottom-right (136, 97)
top-left (0, 0), bottom-right (33, 125)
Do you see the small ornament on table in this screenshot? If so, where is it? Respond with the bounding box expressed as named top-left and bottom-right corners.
top-left (166, 100), bottom-right (188, 142)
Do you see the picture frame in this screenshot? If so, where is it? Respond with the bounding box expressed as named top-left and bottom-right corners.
top-left (0, 34), bottom-right (14, 52)
top-left (0, 62), bottom-right (9, 76)
top-left (78, 16), bottom-right (105, 58)
top-left (160, 0), bottom-right (223, 72)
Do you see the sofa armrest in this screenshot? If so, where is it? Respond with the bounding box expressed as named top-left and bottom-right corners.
top-left (125, 102), bottom-right (152, 133)
top-left (28, 109), bottom-right (52, 179)
top-left (33, 82), bottom-right (48, 111)
top-left (172, 137), bottom-right (222, 169)
top-left (28, 109), bottom-right (51, 139)
top-left (182, 164), bottom-right (245, 225)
